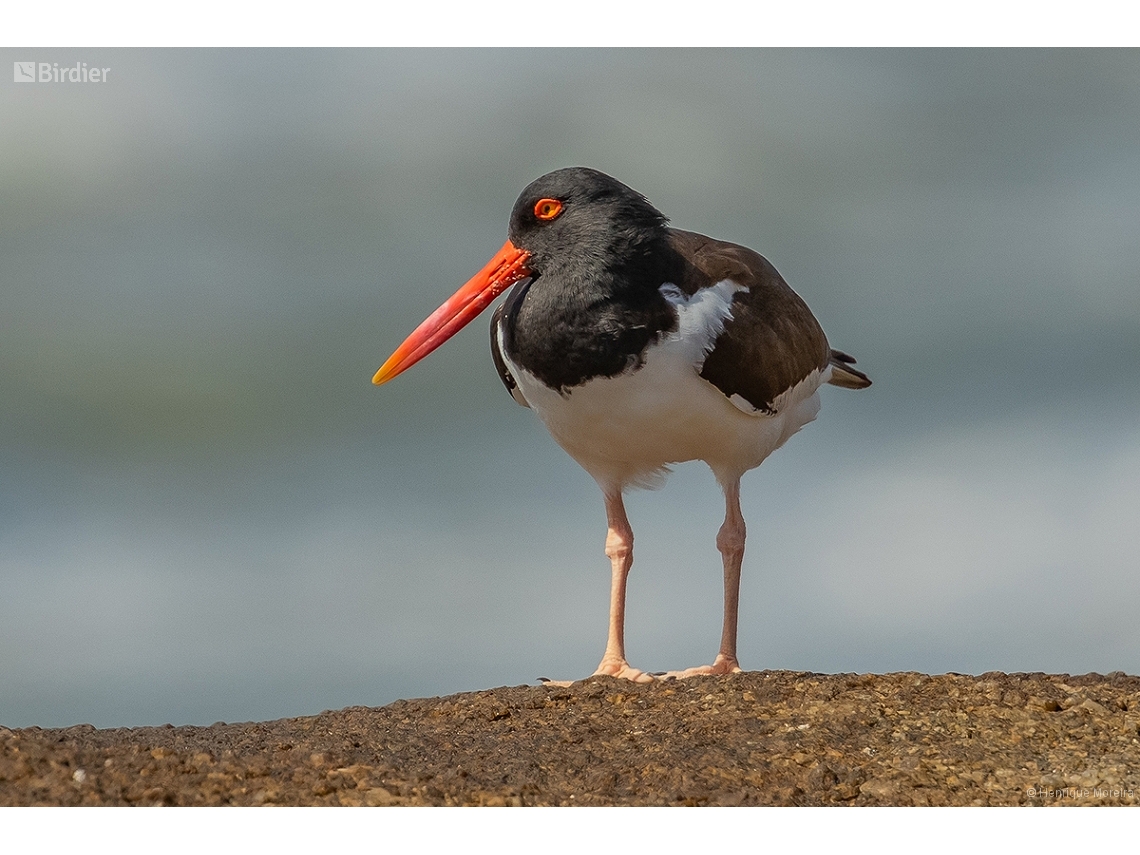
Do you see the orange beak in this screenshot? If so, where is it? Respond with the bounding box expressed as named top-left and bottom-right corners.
top-left (373, 240), bottom-right (532, 386)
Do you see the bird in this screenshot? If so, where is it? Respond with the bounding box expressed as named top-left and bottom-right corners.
top-left (373, 167), bottom-right (870, 683)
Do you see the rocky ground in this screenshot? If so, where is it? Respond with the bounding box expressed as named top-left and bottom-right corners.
top-left (3, 670), bottom-right (1139, 806)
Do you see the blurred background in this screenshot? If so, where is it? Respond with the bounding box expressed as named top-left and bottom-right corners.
top-left (2, 49), bottom-right (1138, 728)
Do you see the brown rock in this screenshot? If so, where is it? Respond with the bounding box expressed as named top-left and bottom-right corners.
top-left (3, 670), bottom-right (1140, 806)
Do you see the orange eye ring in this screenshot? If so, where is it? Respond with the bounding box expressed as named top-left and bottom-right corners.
top-left (534, 198), bottom-right (563, 221)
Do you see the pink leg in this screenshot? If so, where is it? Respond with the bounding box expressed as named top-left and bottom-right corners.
top-left (711, 477), bottom-right (745, 673)
top-left (663, 477), bottom-right (745, 678)
top-left (592, 491), bottom-right (652, 683)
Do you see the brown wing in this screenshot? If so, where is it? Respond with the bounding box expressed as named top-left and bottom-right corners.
top-left (666, 229), bottom-right (831, 414)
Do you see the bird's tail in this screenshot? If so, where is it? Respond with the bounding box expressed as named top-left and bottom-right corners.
top-left (827, 349), bottom-right (871, 389)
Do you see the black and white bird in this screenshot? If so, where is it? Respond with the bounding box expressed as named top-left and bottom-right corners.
top-left (374, 167), bottom-right (870, 683)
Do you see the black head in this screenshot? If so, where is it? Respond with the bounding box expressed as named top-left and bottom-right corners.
top-left (375, 169), bottom-right (672, 387)
top-left (506, 168), bottom-right (670, 279)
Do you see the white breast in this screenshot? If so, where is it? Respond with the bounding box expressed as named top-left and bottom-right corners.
top-left (497, 281), bottom-right (825, 493)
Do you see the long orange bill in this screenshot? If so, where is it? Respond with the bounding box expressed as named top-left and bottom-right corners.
top-left (373, 240), bottom-right (532, 385)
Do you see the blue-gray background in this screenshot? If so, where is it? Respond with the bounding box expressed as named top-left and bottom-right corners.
top-left (2, 49), bottom-right (1138, 728)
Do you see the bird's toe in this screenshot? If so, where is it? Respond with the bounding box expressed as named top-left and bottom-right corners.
top-left (592, 660), bottom-right (655, 683)
top-left (658, 656), bottom-right (742, 680)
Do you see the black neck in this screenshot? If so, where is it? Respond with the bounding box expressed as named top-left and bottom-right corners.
top-left (500, 236), bottom-right (682, 393)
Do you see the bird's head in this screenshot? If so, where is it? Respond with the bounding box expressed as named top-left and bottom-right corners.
top-left (373, 167), bottom-right (668, 386)
top-left (506, 167), bottom-right (669, 278)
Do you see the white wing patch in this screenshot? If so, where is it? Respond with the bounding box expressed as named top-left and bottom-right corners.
top-left (659, 280), bottom-right (747, 371)
top-left (728, 393), bottom-right (760, 414)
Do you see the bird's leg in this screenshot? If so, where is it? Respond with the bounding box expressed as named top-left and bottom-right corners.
top-left (710, 477), bottom-right (745, 674)
top-left (661, 477), bottom-right (745, 679)
top-left (538, 490), bottom-right (652, 687)
top-left (592, 491), bottom-right (653, 683)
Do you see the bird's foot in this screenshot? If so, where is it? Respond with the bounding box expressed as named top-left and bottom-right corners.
top-left (657, 654), bottom-right (742, 680)
top-left (536, 658), bottom-right (655, 687)
top-left (539, 656), bottom-right (739, 686)
top-left (592, 659), bottom-right (655, 683)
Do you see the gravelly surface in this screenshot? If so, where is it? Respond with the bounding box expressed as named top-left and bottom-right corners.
top-left (4, 670), bottom-right (1140, 806)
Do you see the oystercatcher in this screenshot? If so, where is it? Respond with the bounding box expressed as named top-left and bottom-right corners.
top-left (374, 167), bottom-right (870, 683)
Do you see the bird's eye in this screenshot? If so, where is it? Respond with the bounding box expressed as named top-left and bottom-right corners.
top-left (533, 198), bottom-right (563, 221)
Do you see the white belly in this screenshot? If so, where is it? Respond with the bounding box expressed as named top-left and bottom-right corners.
top-left (500, 330), bottom-right (826, 493)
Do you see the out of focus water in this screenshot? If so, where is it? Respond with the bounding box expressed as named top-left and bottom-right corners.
top-left (2, 49), bottom-right (1138, 727)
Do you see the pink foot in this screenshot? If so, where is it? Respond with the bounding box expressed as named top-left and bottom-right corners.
top-left (592, 659), bottom-right (655, 683)
top-left (537, 659), bottom-right (655, 687)
top-left (658, 654), bottom-right (742, 680)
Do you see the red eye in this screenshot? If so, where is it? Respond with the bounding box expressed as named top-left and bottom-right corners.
top-left (534, 198), bottom-right (563, 221)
